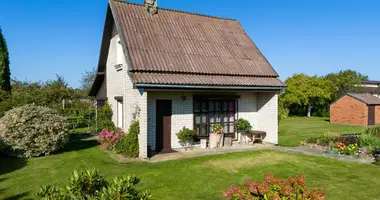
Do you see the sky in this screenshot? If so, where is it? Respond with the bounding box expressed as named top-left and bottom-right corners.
top-left (0, 0), bottom-right (379, 88)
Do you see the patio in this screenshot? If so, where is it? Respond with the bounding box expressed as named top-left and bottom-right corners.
top-left (149, 143), bottom-right (274, 162)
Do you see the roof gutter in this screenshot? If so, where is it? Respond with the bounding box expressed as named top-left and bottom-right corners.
top-left (135, 83), bottom-right (286, 90)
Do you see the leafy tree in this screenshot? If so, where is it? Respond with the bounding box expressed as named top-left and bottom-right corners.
top-left (0, 27), bottom-right (11, 92)
top-left (282, 74), bottom-right (333, 117)
top-left (0, 76), bottom-right (78, 117)
top-left (325, 69), bottom-right (368, 100)
top-left (80, 68), bottom-right (96, 93)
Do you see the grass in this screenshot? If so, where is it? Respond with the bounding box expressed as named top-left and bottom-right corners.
top-left (0, 117), bottom-right (377, 199)
top-left (1, 137), bottom-right (380, 199)
top-left (279, 117), bottom-right (366, 146)
top-left (68, 126), bottom-right (92, 134)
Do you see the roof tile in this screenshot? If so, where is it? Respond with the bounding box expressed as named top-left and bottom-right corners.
top-left (110, 0), bottom-right (279, 77)
top-left (133, 72), bottom-right (286, 87)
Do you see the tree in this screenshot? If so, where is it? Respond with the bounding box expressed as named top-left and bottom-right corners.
top-left (325, 69), bottom-right (368, 100)
top-left (282, 74), bottom-right (334, 117)
top-left (80, 68), bottom-right (96, 93)
top-left (0, 27), bottom-right (11, 92)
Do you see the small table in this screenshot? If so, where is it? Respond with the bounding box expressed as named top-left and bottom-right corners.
top-left (240, 130), bottom-right (266, 145)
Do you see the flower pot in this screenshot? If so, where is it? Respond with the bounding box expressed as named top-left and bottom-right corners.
top-left (209, 134), bottom-right (223, 148)
top-left (200, 139), bottom-right (207, 148)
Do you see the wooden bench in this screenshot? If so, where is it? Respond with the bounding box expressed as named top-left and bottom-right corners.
top-left (240, 130), bottom-right (266, 145)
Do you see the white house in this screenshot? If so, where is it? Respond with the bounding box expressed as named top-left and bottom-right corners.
top-left (357, 80), bottom-right (380, 98)
top-left (89, 0), bottom-right (286, 158)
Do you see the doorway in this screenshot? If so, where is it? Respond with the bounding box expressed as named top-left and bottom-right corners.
top-left (368, 106), bottom-right (375, 125)
top-left (156, 100), bottom-right (172, 152)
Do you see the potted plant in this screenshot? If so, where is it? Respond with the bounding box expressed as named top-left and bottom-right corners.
top-left (235, 118), bottom-right (253, 143)
top-left (209, 124), bottom-right (223, 148)
top-left (176, 127), bottom-right (196, 151)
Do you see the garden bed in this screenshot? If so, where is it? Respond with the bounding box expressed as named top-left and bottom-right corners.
top-left (300, 126), bottom-right (380, 165)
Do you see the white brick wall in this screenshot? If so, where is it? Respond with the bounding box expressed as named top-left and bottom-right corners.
top-left (104, 24), bottom-right (279, 156)
top-left (237, 93), bottom-right (259, 131)
top-left (106, 25), bottom-right (125, 125)
top-left (257, 92), bottom-right (279, 144)
top-left (147, 92), bottom-right (193, 151)
top-left (105, 24), bottom-right (149, 158)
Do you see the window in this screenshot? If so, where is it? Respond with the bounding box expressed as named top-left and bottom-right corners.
top-left (193, 99), bottom-right (236, 138)
top-left (117, 100), bottom-right (123, 129)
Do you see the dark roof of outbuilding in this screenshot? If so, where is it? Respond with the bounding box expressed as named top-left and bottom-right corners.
top-left (361, 80), bottom-right (380, 85)
top-left (89, 0), bottom-right (285, 96)
top-left (347, 93), bottom-right (380, 105)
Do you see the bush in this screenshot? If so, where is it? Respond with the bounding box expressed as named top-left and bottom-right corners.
top-left (222, 172), bottom-right (325, 200)
top-left (91, 102), bottom-right (115, 133)
top-left (278, 104), bottom-right (289, 120)
top-left (122, 120), bottom-right (140, 157)
top-left (176, 127), bottom-right (196, 148)
top-left (306, 134), bottom-right (333, 145)
top-left (98, 129), bottom-right (125, 151)
top-left (374, 157), bottom-right (380, 166)
top-left (212, 124), bottom-right (223, 134)
top-left (359, 134), bottom-right (380, 150)
top-left (235, 118), bottom-right (252, 133)
top-left (35, 169), bottom-right (152, 200)
top-left (363, 126), bottom-right (380, 138)
top-left (0, 104), bottom-right (68, 157)
top-left (332, 134), bottom-right (360, 145)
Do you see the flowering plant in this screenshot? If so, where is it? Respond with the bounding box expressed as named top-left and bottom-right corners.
top-left (337, 143), bottom-right (359, 155)
top-left (222, 172), bottom-right (326, 200)
top-left (212, 124), bottom-right (223, 134)
top-left (98, 129), bottom-right (125, 150)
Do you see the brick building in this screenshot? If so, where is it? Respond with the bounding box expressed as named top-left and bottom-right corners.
top-left (330, 93), bottom-right (380, 126)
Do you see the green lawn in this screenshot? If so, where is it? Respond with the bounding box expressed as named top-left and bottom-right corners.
top-left (0, 117), bottom-right (378, 199)
top-left (279, 117), bottom-right (366, 146)
top-left (1, 138), bottom-right (380, 199)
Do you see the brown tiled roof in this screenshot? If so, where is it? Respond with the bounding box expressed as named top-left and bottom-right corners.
top-left (133, 72), bottom-right (285, 87)
top-left (109, 0), bottom-right (280, 78)
top-left (84, 0), bottom-right (286, 93)
top-left (347, 93), bottom-right (380, 105)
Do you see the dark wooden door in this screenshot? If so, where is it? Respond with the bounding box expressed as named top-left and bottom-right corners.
top-left (368, 106), bottom-right (376, 125)
top-left (156, 100), bottom-right (172, 152)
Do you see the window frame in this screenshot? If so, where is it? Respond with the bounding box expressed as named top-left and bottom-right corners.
top-left (193, 98), bottom-right (237, 138)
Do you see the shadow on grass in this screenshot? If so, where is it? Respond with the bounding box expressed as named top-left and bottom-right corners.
top-left (0, 156), bottom-right (27, 176)
top-left (324, 119), bottom-right (331, 122)
top-left (4, 192), bottom-right (30, 200)
top-left (61, 134), bottom-right (99, 153)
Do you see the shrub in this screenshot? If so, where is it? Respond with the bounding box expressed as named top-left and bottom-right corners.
top-left (122, 120), bottom-right (140, 157)
top-left (212, 124), bottom-right (223, 134)
top-left (35, 169), bottom-right (152, 200)
top-left (176, 127), bottom-right (196, 147)
top-left (306, 134), bottom-right (333, 145)
top-left (98, 129), bottom-right (125, 151)
top-left (235, 118), bottom-right (252, 133)
top-left (0, 104), bottom-right (68, 157)
top-left (363, 126), bottom-right (380, 138)
top-left (222, 172), bottom-right (325, 200)
top-left (359, 134), bottom-right (380, 150)
top-left (374, 157), bottom-right (380, 166)
top-left (371, 147), bottom-right (380, 158)
top-left (332, 134), bottom-right (360, 145)
top-left (91, 102), bottom-right (115, 133)
top-left (278, 105), bottom-right (289, 120)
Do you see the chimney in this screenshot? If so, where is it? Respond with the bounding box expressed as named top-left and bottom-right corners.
top-left (144, 0), bottom-right (158, 15)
